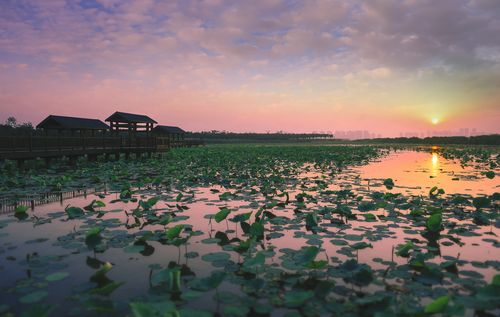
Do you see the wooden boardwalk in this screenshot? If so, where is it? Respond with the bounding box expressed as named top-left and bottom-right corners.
top-left (0, 135), bottom-right (203, 162)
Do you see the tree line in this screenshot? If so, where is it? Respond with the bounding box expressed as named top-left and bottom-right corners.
top-left (0, 117), bottom-right (34, 135)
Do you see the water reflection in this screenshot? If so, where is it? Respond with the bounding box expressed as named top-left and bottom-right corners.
top-left (0, 149), bottom-right (498, 316)
top-left (355, 150), bottom-right (499, 195)
top-left (431, 152), bottom-right (439, 178)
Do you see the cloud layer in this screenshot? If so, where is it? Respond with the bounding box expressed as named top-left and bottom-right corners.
top-left (1, 0), bottom-right (499, 134)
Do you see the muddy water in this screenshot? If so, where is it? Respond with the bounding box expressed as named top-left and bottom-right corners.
top-left (0, 150), bottom-right (498, 316)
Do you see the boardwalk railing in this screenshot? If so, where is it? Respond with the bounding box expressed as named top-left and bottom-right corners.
top-left (0, 135), bottom-right (157, 160)
top-left (0, 188), bottom-right (97, 214)
top-left (0, 135), bottom-right (204, 161)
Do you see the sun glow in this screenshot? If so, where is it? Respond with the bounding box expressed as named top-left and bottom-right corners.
top-left (431, 152), bottom-right (439, 177)
top-left (431, 118), bottom-right (439, 125)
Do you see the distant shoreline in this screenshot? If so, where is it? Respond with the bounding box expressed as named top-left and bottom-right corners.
top-left (187, 133), bottom-right (500, 146)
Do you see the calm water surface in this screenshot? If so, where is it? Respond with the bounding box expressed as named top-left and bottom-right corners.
top-left (0, 150), bottom-right (498, 316)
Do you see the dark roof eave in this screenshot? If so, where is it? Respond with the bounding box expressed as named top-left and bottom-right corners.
top-left (36, 115), bottom-right (109, 130)
top-left (105, 111), bottom-right (158, 124)
top-left (153, 125), bottom-right (186, 134)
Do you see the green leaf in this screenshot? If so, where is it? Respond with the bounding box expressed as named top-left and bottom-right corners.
top-left (383, 178), bottom-right (394, 189)
top-left (166, 224), bottom-right (185, 240)
top-left (84, 200), bottom-right (97, 211)
top-left (120, 189), bottom-right (132, 200)
top-left (65, 206), bottom-right (84, 218)
top-left (284, 290), bottom-right (314, 308)
top-left (214, 207), bottom-right (231, 223)
top-left (146, 197), bottom-right (159, 207)
top-left (15, 205), bottom-right (29, 214)
top-left (129, 302), bottom-right (157, 317)
top-left (231, 212), bottom-right (252, 223)
top-left (124, 245), bottom-right (145, 253)
top-left (0, 304), bottom-right (9, 314)
top-left (307, 260), bottom-right (328, 269)
top-left (86, 227), bottom-right (102, 238)
top-left (19, 291), bottom-right (48, 304)
top-left (358, 201), bottom-right (376, 212)
top-left (85, 227), bottom-right (102, 248)
top-left (176, 193), bottom-right (183, 202)
top-left (201, 252), bottom-right (230, 262)
top-left (243, 252), bottom-right (265, 268)
top-left (424, 295), bottom-right (450, 314)
top-left (129, 301), bottom-right (177, 317)
top-left (90, 281), bottom-right (125, 296)
top-left (189, 271), bottom-right (226, 291)
top-left (19, 303), bottom-right (54, 317)
top-left (396, 241), bottom-right (414, 257)
top-left (492, 274), bottom-right (500, 286)
top-left (219, 192), bottom-right (233, 200)
top-left (426, 213), bottom-right (442, 232)
top-left (473, 197), bottom-right (491, 209)
top-left (249, 222), bottom-right (264, 238)
top-left (429, 186), bottom-right (444, 197)
top-left (94, 200), bottom-right (106, 207)
top-left (45, 272), bottom-right (69, 282)
top-left (351, 242), bottom-right (373, 250)
top-left (305, 212), bottom-right (318, 228)
top-left (362, 213), bottom-right (377, 221)
top-left (296, 246), bottom-right (319, 265)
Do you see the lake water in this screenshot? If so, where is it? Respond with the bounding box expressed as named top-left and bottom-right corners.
top-left (0, 149), bottom-right (498, 316)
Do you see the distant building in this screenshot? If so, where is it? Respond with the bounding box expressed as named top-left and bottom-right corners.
top-left (105, 111), bottom-right (157, 134)
top-left (153, 125), bottom-right (186, 141)
top-left (36, 115), bottom-right (109, 135)
top-left (458, 128), bottom-right (470, 137)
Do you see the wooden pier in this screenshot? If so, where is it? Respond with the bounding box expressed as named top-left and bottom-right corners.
top-left (0, 111), bottom-right (203, 164)
top-left (0, 135), bottom-right (203, 162)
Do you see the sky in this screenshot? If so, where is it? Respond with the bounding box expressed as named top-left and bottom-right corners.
top-left (0, 0), bottom-right (499, 136)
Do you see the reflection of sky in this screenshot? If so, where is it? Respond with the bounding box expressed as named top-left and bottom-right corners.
top-left (0, 150), bottom-right (498, 315)
top-left (431, 152), bottom-right (439, 178)
top-left (1, 1), bottom-right (500, 134)
top-left (356, 151), bottom-right (499, 195)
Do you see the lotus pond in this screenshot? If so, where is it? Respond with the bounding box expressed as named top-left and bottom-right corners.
top-left (0, 145), bottom-right (499, 317)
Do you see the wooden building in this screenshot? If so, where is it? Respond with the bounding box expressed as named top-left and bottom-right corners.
top-left (105, 111), bottom-right (157, 134)
top-left (153, 125), bottom-right (186, 141)
top-left (1, 112), bottom-right (200, 165)
top-left (36, 115), bottom-right (109, 135)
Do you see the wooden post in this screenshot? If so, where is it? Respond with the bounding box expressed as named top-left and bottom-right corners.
top-left (57, 130), bottom-right (61, 152)
top-left (68, 156), bottom-right (77, 166)
top-left (81, 130), bottom-right (85, 151)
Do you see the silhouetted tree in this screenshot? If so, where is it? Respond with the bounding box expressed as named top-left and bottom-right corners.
top-left (5, 116), bottom-right (17, 128)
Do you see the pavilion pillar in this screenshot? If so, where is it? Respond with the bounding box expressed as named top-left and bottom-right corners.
top-left (16, 159), bottom-right (25, 169)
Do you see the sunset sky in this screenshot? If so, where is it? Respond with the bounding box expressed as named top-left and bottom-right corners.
top-left (1, 0), bottom-right (499, 136)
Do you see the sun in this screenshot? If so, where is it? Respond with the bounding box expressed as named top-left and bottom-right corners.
top-left (431, 118), bottom-right (439, 125)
